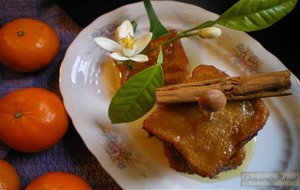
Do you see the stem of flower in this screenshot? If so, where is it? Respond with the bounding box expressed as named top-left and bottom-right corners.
top-left (124, 61), bottom-right (135, 69)
top-left (181, 20), bottom-right (216, 34)
top-left (117, 60), bottom-right (135, 69)
top-left (145, 31), bottom-right (197, 55)
top-left (144, 20), bottom-right (216, 55)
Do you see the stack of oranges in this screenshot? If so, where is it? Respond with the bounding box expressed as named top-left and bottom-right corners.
top-left (0, 18), bottom-right (92, 189)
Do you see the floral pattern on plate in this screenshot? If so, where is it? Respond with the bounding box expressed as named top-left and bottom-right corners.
top-left (233, 44), bottom-right (260, 74)
top-left (59, 1), bottom-right (300, 189)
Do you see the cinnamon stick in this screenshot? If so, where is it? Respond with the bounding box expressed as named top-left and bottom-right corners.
top-left (156, 70), bottom-right (291, 104)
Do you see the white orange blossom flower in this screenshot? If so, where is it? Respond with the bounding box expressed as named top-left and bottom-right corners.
top-left (94, 20), bottom-right (153, 62)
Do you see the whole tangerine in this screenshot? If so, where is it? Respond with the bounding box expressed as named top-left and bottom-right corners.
top-left (0, 18), bottom-right (60, 72)
top-left (0, 159), bottom-right (21, 190)
top-left (25, 172), bottom-right (92, 190)
top-left (0, 87), bottom-right (69, 153)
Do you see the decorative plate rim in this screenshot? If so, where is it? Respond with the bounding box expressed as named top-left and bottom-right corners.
top-left (59, 1), bottom-right (300, 189)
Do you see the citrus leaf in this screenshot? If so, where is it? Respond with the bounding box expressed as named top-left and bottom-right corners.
top-left (216, 0), bottom-right (298, 31)
top-left (143, 0), bottom-right (169, 39)
top-left (157, 46), bottom-right (163, 64)
top-left (108, 64), bottom-right (163, 124)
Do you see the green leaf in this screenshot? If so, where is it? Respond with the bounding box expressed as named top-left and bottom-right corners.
top-left (157, 46), bottom-right (163, 64)
top-left (108, 64), bottom-right (164, 124)
top-left (216, 0), bottom-right (298, 32)
top-left (143, 0), bottom-right (169, 39)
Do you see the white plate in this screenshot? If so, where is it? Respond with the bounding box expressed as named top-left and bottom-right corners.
top-left (59, 1), bottom-right (300, 189)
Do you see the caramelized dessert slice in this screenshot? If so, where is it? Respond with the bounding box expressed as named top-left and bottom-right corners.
top-left (118, 30), bottom-right (189, 85)
top-left (164, 143), bottom-right (245, 174)
top-left (143, 65), bottom-right (269, 178)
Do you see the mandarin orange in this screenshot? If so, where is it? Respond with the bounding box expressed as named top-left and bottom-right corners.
top-left (0, 18), bottom-right (60, 72)
top-left (25, 172), bottom-right (92, 190)
top-left (0, 159), bottom-right (21, 190)
top-left (0, 87), bottom-right (69, 153)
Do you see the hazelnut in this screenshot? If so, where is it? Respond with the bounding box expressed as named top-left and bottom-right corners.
top-left (198, 89), bottom-right (227, 112)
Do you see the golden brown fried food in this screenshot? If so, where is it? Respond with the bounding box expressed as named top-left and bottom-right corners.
top-left (118, 30), bottom-right (189, 85)
top-left (163, 143), bottom-right (245, 174)
top-left (143, 65), bottom-right (269, 178)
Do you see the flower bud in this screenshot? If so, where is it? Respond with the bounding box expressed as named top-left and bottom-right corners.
top-left (198, 27), bottom-right (222, 39)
